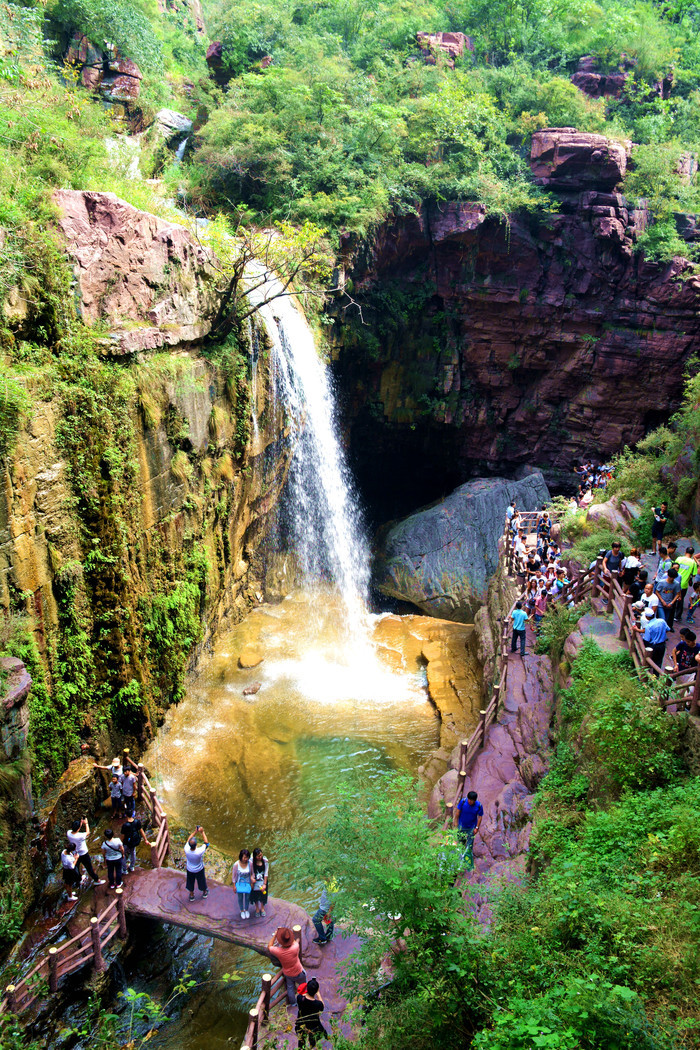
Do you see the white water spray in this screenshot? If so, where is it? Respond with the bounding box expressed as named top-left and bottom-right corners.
top-left (246, 265), bottom-right (371, 635)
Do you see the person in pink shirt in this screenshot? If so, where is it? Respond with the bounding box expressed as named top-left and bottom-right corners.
top-left (268, 926), bottom-right (307, 1003)
top-left (533, 588), bottom-right (548, 633)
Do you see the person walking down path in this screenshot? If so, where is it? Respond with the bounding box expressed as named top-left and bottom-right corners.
top-left (456, 790), bottom-right (483, 870)
top-left (674, 547), bottom-right (697, 615)
top-left (121, 814), bottom-right (150, 875)
top-left (66, 818), bottom-right (105, 887)
top-left (312, 880), bottom-right (337, 945)
top-left (61, 847), bottom-right (80, 901)
top-left (232, 848), bottom-right (253, 919)
top-left (184, 826), bottom-right (209, 902)
top-left (120, 768), bottom-right (137, 818)
top-left (510, 601), bottom-right (528, 657)
top-left (268, 926), bottom-right (307, 1005)
top-left (633, 608), bottom-right (670, 672)
top-left (295, 978), bottom-right (328, 1048)
top-left (250, 848), bottom-right (269, 918)
top-left (651, 502), bottom-right (668, 555)
top-left (102, 829), bottom-right (124, 889)
top-left (108, 774), bottom-right (123, 819)
top-left (655, 566), bottom-right (681, 629)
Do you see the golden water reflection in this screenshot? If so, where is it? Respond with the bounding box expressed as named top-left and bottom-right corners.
top-left (145, 589), bottom-right (442, 858)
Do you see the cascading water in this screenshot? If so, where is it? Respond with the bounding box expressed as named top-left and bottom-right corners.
top-left (246, 265), bottom-right (371, 636)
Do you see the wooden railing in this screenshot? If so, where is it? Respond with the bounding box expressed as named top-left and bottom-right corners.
top-left (3, 890), bottom-right (127, 1013)
top-left (445, 509), bottom-right (700, 829)
top-left (3, 750), bottom-right (170, 1015)
top-left (241, 925), bottom-right (303, 1050)
top-left (123, 749), bottom-right (170, 869)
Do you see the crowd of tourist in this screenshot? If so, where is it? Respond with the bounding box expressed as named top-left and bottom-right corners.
top-left (507, 486), bottom-right (700, 676)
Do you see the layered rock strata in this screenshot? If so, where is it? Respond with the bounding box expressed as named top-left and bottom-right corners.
top-left (332, 129), bottom-right (700, 514)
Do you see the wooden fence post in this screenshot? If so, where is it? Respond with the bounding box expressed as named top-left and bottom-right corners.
top-left (457, 768), bottom-right (466, 801)
top-left (480, 709), bottom-right (487, 748)
top-left (592, 557), bottom-right (602, 599)
top-left (150, 839), bottom-right (160, 869)
top-left (459, 739), bottom-right (468, 769)
top-left (5, 985), bottom-right (17, 1013)
top-left (115, 887), bottom-right (127, 938)
top-left (690, 672), bottom-right (700, 717)
top-left (261, 973), bottom-right (272, 1020)
top-left (48, 946), bottom-right (58, 994)
top-left (149, 788), bottom-right (158, 817)
top-left (618, 594), bottom-right (632, 639)
top-left (137, 764), bottom-right (145, 803)
top-left (606, 576), bottom-right (614, 615)
top-left (445, 801), bottom-right (454, 827)
top-left (122, 747), bottom-right (130, 770)
top-left (293, 925), bottom-right (302, 964)
top-left (90, 916), bottom-right (105, 973)
top-left (248, 1007), bottom-right (259, 1048)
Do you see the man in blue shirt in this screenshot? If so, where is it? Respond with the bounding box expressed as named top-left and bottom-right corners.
top-left (456, 790), bottom-right (484, 870)
top-left (510, 601), bottom-right (528, 656)
top-left (633, 608), bottom-right (670, 673)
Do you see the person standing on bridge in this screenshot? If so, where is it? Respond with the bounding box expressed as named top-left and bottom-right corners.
top-left (250, 847), bottom-right (269, 918)
top-left (268, 926), bottom-right (307, 1004)
top-left (102, 829), bottom-right (124, 889)
top-left (184, 825), bottom-right (209, 902)
top-left (67, 818), bottom-right (105, 887)
top-left (232, 848), bottom-right (253, 919)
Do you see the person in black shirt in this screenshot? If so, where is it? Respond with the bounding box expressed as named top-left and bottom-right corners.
top-left (295, 978), bottom-right (327, 1047)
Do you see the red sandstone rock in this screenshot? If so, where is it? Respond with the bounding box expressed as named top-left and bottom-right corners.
top-left (530, 128), bottom-right (630, 190)
top-left (335, 170), bottom-right (700, 478)
top-left (53, 190), bottom-right (223, 354)
top-left (416, 31), bottom-right (473, 68)
top-left (571, 70), bottom-right (629, 98)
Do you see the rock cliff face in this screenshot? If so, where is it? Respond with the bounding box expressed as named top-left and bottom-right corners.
top-left (54, 190), bottom-right (221, 354)
top-left (374, 472), bottom-right (549, 621)
top-left (331, 129), bottom-right (700, 519)
top-left (0, 192), bottom-right (289, 775)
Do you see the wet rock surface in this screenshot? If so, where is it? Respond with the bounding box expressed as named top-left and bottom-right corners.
top-left (374, 472), bottom-right (549, 621)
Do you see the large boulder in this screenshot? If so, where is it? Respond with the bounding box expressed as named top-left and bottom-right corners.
top-left (53, 190), bottom-right (223, 354)
top-left (373, 471), bottom-right (550, 621)
top-left (530, 128), bottom-right (630, 191)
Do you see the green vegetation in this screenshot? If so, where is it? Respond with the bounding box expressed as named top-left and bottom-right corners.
top-left (175, 0), bottom-right (700, 252)
top-left (280, 642), bottom-right (700, 1050)
top-left (608, 362), bottom-right (700, 525)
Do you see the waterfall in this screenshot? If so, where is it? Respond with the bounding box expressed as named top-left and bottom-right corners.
top-left (246, 265), bottom-right (371, 633)
top-left (174, 136), bottom-right (189, 164)
top-left (247, 316), bottom-right (259, 441)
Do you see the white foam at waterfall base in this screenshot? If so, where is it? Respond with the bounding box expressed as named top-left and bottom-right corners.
top-left (245, 263), bottom-right (371, 639)
top-left (258, 642), bottom-right (428, 707)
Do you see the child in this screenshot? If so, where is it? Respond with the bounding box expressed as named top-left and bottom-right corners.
top-left (687, 580), bottom-right (700, 625)
top-left (109, 774), bottom-right (123, 818)
top-left (61, 846), bottom-right (80, 901)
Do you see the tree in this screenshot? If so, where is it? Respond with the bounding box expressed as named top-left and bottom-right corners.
top-left (278, 773), bottom-right (488, 1050)
top-left (189, 213), bottom-right (336, 334)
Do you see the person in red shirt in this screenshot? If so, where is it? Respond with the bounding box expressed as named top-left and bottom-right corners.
top-left (268, 926), bottom-right (307, 1004)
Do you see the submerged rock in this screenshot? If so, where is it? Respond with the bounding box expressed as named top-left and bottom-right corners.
top-left (373, 471), bottom-right (549, 622)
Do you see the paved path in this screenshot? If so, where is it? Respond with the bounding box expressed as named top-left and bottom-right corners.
top-left (121, 868), bottom-right (322, 969)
